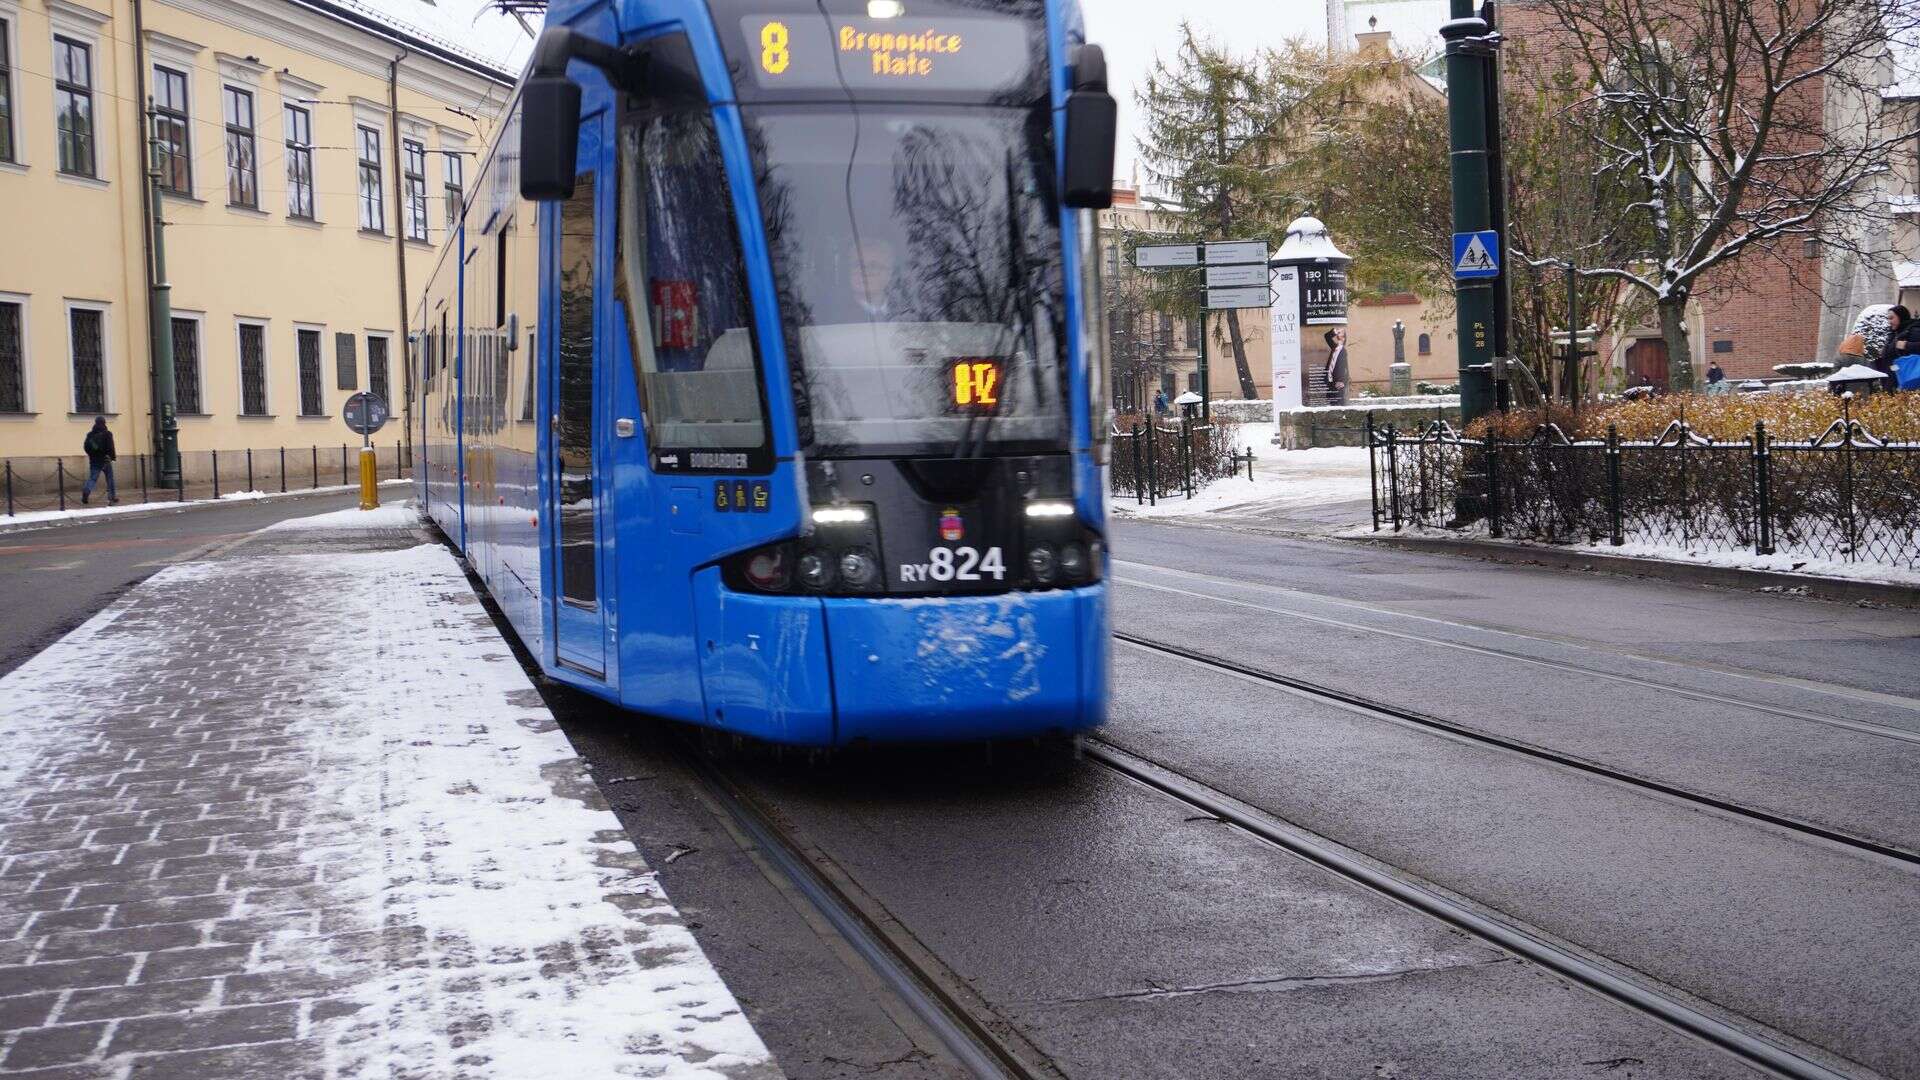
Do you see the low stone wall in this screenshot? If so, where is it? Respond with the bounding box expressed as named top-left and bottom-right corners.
top-left (1275, 401), bottom-right (1461, 448)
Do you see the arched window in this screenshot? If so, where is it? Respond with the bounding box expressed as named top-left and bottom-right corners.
top-left (1417, 333), bottom-right (1431, 356)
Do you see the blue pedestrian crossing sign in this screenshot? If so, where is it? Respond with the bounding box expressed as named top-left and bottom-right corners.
top-left (1453, 230), bottom-right (1501, 279)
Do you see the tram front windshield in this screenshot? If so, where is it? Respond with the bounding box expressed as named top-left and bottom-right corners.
top-left (744, 106), bottom-right (1068, 459)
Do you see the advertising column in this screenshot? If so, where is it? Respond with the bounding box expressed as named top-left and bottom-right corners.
top-left (1269, 216), bottom-right (1352, 415)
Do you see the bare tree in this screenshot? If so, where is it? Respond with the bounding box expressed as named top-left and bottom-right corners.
top-left (1527, 0), bottom-right (1920, 389)
top-left (1103, 228), bottom-right (1177, 415)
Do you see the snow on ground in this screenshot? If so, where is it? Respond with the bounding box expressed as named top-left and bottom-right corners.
top-left (0, 529), bottom-right (777, 1077)
top-left (1115, 446), bottom-right (1374, 520)
top-left (265, 499), bottom-right (423, 530)
top-left (0, 479), bottom-right (411, 531)
top-left (1362, 524), bottom-right (1920, 589)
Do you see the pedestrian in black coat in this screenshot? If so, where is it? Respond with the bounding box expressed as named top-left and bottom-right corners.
top-left (81, 417), bottom-right (118, 505)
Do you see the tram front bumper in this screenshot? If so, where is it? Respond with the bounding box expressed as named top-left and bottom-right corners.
top-left (822, 586), bottom-right (1106, 744)
top-left (691, 569), bottom-right (1107, 746)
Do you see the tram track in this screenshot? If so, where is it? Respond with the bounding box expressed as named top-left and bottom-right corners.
top-left (673, 739), bottom-right (1062, 1080)
top-left (1112, 562), bottom-right (1920, 746)
top-left (1077, 736), bottom-right (1866, 1080)
top-left (1114, 631), bottom-right (1920, 869)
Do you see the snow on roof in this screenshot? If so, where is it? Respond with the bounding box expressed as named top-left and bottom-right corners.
top-left (325, 0), bottom-right (539, 80)
top-left (1273, 216), bottom-right (1351, 264)
top-left (1828, 363), bottom-right (1890, 382)
top-left (1897, 261), bottom-right (1920, 288)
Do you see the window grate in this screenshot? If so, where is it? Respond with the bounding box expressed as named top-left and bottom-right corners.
top-left (239, 323), bottom-right (267, 415)
top-left (357, 126), bottom-right (383, 232)
top-left (368, 335), bottom-right (389, 405)
top-left (0, 301), bottom-right (22, 413)
top-left (224, 86), bottom-right (256, 208)
top-left (171, 317), bottom-right (201, 413)
top-left (54, 36), bottom-right (93, 176)
top-left (284, 105), bottom-right (314, 219)
top-left (153, 66), bottom-right (190, 193)
top-left (297, 328), bottom-right (323, 416)
top-left (70, 308), bottom-right (104, 414)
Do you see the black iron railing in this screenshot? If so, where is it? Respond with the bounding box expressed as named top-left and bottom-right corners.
top-left (2, 442), bottom-right (415, 516)
top-left (1367, 410), bottom-right (1920, 569)
top-left (1109, 417), bottom-right (1253, 505)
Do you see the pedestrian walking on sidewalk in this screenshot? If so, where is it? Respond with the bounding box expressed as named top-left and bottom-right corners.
top-left (1837, 305), bottom-right (1907, 389)
top-left (1706, 361), bottom-right (1725, 385)
top-left (81, 416), bottom-right (117, 505)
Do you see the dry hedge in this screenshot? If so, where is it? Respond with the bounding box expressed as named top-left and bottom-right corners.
top-left (1463, 391), bottom-right (1920, 443)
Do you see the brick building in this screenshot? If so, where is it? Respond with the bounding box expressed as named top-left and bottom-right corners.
top-left (1495, 1), bottom-right (1903, 385)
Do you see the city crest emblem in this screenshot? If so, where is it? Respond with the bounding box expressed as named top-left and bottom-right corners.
top-left (938, 508), bottom-right (964, 542)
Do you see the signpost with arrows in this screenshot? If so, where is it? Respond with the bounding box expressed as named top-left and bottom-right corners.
top-left (1133, 240), bottom-right (1273, 421)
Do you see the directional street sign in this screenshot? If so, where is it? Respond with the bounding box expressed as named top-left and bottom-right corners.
top-left (1206, 286), bottom-right (1272, 309)
top-left (1204, 240), bottom-right (1269, 265)
top-left (1452, 230), bottom-right (1501, 279)
top-left (1135, 244), bottom-right (1200, 269)
top-left (1205, 264), bottom-right (1268, 287)
top-left (343, 392), bottom-right (389, 437)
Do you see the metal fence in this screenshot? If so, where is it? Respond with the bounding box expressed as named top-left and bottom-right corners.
top-left (1109, 415), bottom-right (1252, 505)
top-left (3, 442), bottom-right (415, 516)
top-left (1367, 412), bottom-right (1920, 569)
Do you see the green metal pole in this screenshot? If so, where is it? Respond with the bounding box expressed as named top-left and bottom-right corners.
top-left (145, 99), bottom-right (180, 487)
top-left (1443, 3), bottom-right (1496, 426)
top-left (1197, 310), bottom-right (1210, 423)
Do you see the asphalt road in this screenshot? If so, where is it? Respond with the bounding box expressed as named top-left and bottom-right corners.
top-left (0, 491), bottom-right (366, 676)
top-left (556, 520), bottom-right (1920, 1079)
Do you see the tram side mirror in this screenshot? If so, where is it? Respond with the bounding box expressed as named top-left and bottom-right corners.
top-left (1062, 44), bottom-right (1116, 210)
top-left (520, 74), bottom-right (583, 201)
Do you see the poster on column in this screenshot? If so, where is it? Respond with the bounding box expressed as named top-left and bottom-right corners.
top-left (1270, 266), bottom-right (1302, 417)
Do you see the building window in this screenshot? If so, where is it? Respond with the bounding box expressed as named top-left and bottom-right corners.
top-left (296, 327), bottom-right (323, 415)
top-left (284, 105), bottom-right (314, 219)
top-left (238, 322), bottom-right (267, 415)
top-left (402, 138), bottom-right (427, 241)
top-left (368, 334), bottom-right (390, 405)
top-left (357, 126), bottom-right (383, 231)
top-left (53, 36), bottom-right (94, 177)
top-left (444, 152), bottom-right (463, 227)
top-left (152, 66), bottom-right (190, 193)
top-left (223, 87), bottom-right (256, 207)
top-left (170, 317), bottom-right (201, 413)
top-left (69, 307), bottom-right (104, 413)
top-left (1417, 333), bottom-right (1432, 356)
top-left (0, 300), bottom-right (22, 412)
top-left (335, 331), bottom-right (357, 390)
top-left (1185, 318), bottom-right (1200, 350)
top-left (2, 20), bottom-right (19, 164)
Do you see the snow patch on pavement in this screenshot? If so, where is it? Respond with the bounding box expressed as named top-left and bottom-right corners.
top-left (266, 500), bottom-right (424, 530)
top-left (0, 479), bottom-right (412, 531)
top-left (0, 540), bottom-right (778, 1078)
top-left (1114, 446), bottom-right (1374, 520)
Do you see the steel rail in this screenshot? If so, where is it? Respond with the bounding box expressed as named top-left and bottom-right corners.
top-left (1083, 738), bottom-right (1863, 1080)
top-left (676, 747), bottom-right (1050, 1080)
top-left (1114, 633), bottom-right (1920, 870)
top-left (1112, 559), bottom-right (1920, 737)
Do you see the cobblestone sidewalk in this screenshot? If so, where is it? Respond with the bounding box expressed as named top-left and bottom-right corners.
top-left (0, 507), bottom-right (778, 1079)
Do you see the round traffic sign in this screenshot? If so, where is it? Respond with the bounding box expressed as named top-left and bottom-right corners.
top-left (343, 392), bottom-right (389, 436)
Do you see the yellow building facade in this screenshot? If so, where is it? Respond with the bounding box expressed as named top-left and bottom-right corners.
top-left (0, 0), bottom-right (514, 464)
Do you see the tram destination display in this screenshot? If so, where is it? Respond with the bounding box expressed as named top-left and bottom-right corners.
top-left (739, 13), bottom-right (1033, 92)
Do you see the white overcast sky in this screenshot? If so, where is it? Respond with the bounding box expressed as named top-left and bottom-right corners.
top-left (1082, 0), bottom-right (1449, 185)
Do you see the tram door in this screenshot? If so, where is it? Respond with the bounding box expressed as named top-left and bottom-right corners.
top-left (548, 114), bottom-right (608, 676)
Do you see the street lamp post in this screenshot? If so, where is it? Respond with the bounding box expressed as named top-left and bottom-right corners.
top-left (1442, 1), bottom-right (1499, 426)
top-left (144, 99), bottom-right (181, 488)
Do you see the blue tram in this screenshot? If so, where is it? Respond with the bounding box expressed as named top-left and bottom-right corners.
top-left (415, 0), bottom-right (1117, 745)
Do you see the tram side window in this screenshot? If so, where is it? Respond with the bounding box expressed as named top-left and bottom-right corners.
top-left (616, 108), bottom-right (765, 451)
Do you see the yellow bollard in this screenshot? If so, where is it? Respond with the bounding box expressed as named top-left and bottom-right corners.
top-left (358, 446), bottom-right (379, 510)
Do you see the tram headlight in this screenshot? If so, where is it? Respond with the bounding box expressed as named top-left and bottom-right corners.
top-left (797, 551), bottom-right (834, 590)
top-left (1027, 543), bottom-right (1058, 585)
top-left (839, 548), bottom-right (879, 587)
top-left (1058, 542), bottom-right (1088, 581)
